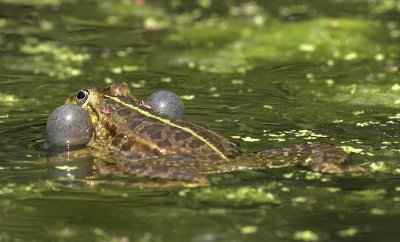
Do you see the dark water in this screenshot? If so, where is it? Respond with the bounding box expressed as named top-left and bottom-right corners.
top-left (0, 0), bottom-right (400, 241)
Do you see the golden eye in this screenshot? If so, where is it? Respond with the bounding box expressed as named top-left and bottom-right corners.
top-left (75, 89), bottom-right (89, 105)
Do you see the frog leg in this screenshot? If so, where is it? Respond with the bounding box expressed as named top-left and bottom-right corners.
top-left (117, 155), bottom-right (209, 184)
top-left (239, 143), bottom-right (364, 173)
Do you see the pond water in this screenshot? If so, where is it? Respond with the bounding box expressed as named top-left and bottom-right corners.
top-left (0, 0), bottom-right (400, 241)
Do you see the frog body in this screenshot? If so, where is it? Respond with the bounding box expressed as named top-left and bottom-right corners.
top-left (64, 83), bottom-right (362, 183)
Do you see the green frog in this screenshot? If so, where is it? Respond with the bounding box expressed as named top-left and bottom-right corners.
top-left (64, 83), bottom-right (363, 184)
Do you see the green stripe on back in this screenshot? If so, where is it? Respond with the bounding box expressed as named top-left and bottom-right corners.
top-left (105, 95), bottom-right (229, 161)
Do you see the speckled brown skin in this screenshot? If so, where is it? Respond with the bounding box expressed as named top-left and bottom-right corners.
top-left (65, 83), bottom-right (363, 183)
top-left (102, 82), bottom-right (137, 99)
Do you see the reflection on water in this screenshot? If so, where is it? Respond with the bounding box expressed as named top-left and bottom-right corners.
top-left (46, 146), bottom-right (94, 180)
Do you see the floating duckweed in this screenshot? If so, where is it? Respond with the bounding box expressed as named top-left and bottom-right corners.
top-left (325, 79), bottom-right (334, 87)
top-left (0, 93), bottom-right (20, 106)
top-left (178, 189), bottom-right (190, 197)
top-left (111, 67), bottom-right (122, 74)
top-left (326, 187), bottom-right (341, 193)
top-left (0, 181), bottom-right (59, 197)
top-left (352, 110), bottom-right (364, 115)
top-left (370, 208), bottom-right (386, 215)
top-left (237, 66), bottom-right (249, 74)
top-left (263, 104), bottom-right (273, 109)
top-left (305, 171), bottom-right (322, 180)
top-left (340, 146), bottom-right (363, 154)
top-left (209, 86), bottom-right (217, 92)
top-left (283, 172), bottom-right (294, 179)
top-left (104, 77), bottom-right (113, 84)
top-left (298, 43), bottom-right (315, 52)
top-left (292, 196), bottom-right (307, 204)
top-left (0, 18), bottom-right (7, 27)
top-left (375, 53), bottom-right (385, 61)
top-left (337, 227), bottom-right (359, 237)
top-left (391, 84), bottom-right (400, 91)
top-left (344, 52), bottom-right (358, 60)
top-left (161, 77), bottom-right (172, 82)
top-left (192, 186), bottom-right (281, 205)
top-left (240, 226), bottom-right (258, 234)
top-left (356, 121), bottom-right (380, 127)
top-left (389, 113), bottom-right (400, 119)
top-left (241, 137), bottom-right (260, 142)
top-left (253, 15), bottom-right (265, 26)
top-left (20, 42), bottom-right (90, 62)
top-left (268, 133), bottom-right (285, 137)
top-left (230, 136), bottom-right (241, 139)
top-left (18, 41), bottom-right (90, 78)
top-left (293, 230), bottom-right (319, 242)
top-left (180, 95), bottom-right (195, 100)
top-left (369, 161), bottom-right (389, 172)
top-left (321, 177), bottom-right (331, 182)
top-left (143, 17), bottom-right (169, 30)
top-left (130, 80), bottom-right (146, 88)
top-left (231, 79), bottom-right (244, 85)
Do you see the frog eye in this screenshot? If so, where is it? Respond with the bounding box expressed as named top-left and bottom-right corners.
top-left (75, 89), bottom-right (89, 105)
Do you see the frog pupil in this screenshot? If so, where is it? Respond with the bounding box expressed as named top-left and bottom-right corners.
top-left (77, 91), bottom-right (86, 100)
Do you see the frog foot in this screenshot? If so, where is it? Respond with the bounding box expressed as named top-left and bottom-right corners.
top-left (300, 143), bottom-right (365, 173)
top-left (253, 143), bottom-right (364, 173)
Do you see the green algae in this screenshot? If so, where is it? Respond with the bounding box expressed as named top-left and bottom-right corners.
top-left (182, 185), bottom-right (282, 206)
top-left (165, 17), bottom-right (395, 74)
top-left (0, 181), bottom-right (60, 199)
top-left (293, 230), bottom-right (319, 242)
top-left (16, 40), bottom-right (90, 79)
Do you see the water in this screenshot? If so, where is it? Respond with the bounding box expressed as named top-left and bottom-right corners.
top-left (0, 0), bottom-right (399, 241)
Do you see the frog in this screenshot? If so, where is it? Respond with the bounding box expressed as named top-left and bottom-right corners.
top-left (63, 83), bottom-right (363, 184)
